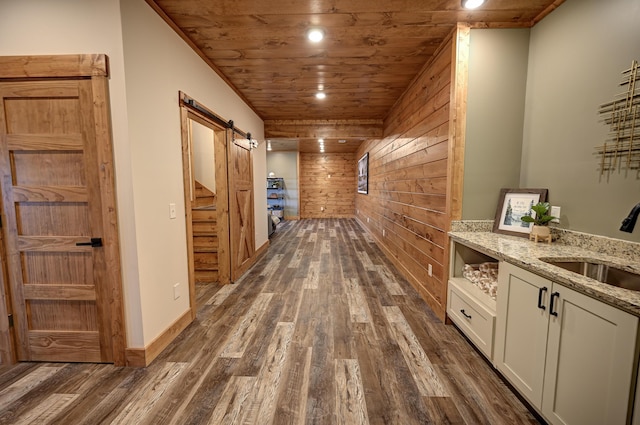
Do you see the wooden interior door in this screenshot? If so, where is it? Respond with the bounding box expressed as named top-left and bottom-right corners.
top-left (228, 132), bottom-right (255, 281)
top-left (0, 55), bottom-right (124, 364)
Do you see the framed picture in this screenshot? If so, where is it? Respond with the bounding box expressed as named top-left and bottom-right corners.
top-left (493, 188), bottom-right (548, 237)
top-left (357, 152), bottom-right (368, 194)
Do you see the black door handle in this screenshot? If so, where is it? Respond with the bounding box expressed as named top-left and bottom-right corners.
top-left (550, 292), bottom-right (560, 317)
top-left (460, 309), bottom-right (472, 319)
top-left (76, 237), bottom-right (103, 248)
top-left (538, 286), bottom-right (548, 310)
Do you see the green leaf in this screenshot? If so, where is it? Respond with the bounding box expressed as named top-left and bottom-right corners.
top-left (524, 202), bottom-right (556, 226)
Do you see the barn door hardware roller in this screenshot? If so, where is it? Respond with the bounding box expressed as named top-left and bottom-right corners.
top-left (76, 237), bottom-right (103, 247)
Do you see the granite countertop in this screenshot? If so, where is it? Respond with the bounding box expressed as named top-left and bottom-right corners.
top-left (449, 231), bottom-right (640, 317)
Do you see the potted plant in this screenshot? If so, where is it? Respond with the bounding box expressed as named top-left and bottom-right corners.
top-left (521, 202), bottom-right (556, 243)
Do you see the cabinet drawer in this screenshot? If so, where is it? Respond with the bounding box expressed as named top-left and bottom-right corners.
top-left (447, 279), bottom-right (496, 360)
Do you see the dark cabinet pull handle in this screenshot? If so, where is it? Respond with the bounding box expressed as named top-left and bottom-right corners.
top-left (75, 237), bottom-right (103, 248)
top-left (460, 309), bottom-right (472, 319)
top-left (538, 286), bottom-right (548, 310)
top-left (550, 292), bottom-right (560, 317)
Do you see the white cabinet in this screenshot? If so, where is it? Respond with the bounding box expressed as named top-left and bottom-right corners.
top-left (495, 262), bottom-right (638, 425)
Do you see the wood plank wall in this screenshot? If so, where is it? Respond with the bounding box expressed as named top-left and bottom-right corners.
top-left (355, 28), bottom-right (467, 320)
top-left (299, 153), bottom-right (356, 218)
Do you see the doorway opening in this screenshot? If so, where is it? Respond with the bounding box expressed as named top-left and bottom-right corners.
top-left (179, 92), bottom-right (256, 316)
top-left (180, 95), bottom-right (231, 317)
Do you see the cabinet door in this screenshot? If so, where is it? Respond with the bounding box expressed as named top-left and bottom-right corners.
top-left (543, 284), bottom-right (638, 425)
top-left (495, 262), bottom-right (551, 407)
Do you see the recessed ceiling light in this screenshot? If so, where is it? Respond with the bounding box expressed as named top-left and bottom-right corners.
top-left (307, 28), bottom-right (325, 43)
top-left (315, 92), bottom-right (326, 100)
top-left (338, 139), bottom-right (347, 144)
top-left (462, 0), bottom-right (485, 9)
top-left (318, 138), bottom-right (324, 143)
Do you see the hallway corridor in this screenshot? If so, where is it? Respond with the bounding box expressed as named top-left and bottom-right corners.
top-left (0, 219), bottom-right (538, 424)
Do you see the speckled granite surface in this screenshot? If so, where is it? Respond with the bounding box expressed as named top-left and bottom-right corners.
top-left (449, 230), bottom-right (640, 317)
top-left (551, 228), bottom-right (640, 261)
top-left (449, 220), bottom-right (493, 232)
top-left (450, 220), bottom-right (640, 262)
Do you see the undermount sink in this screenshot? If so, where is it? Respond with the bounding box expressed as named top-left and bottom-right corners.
top-left (540, 258), bottom-right (640, 291)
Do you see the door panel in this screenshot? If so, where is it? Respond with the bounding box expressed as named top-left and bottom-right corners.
top-left (542, 286), bottom-right (638, 425)
top-left (0, 79), bottom-right (112, 362)
top-left (494, 262), bottom-right (550, 407)
top-left (228, 135), bottom-right (254, 281)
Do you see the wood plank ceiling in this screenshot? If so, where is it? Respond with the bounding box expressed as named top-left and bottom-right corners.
top-left (147, 0), bottom-right (563, 151)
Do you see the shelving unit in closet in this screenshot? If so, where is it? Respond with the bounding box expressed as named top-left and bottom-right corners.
top-left (267, 177), bottom-right (285, 219)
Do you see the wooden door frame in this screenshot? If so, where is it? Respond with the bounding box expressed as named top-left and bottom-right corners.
top-left (0, 229), bottom-right (15, 364)
top-left (179, 92), bottom-right (231, 318)
top-left (0, 54), bottom-right (126, 366)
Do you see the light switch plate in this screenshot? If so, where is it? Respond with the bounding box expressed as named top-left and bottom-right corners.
top-left (169, 203), bottom-right (177, 219)
top-left (550, 206), bottom-right (561, 223)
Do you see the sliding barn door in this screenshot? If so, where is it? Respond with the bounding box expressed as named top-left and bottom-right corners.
top-left (0, 55), bottom-right (124, 364)
top-left (227, 133), bottom-right (254, 281)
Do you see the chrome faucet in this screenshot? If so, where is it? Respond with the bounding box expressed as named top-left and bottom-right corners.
top-left (620, 203), bottom-right (640, 233)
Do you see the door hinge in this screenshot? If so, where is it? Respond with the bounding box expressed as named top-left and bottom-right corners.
top-left (7, 314), bottom-right (13, 327)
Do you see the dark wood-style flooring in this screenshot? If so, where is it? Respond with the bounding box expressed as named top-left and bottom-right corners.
top-left (0, 219), bottom-right (540, 424)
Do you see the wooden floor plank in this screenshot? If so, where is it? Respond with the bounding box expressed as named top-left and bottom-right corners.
top-left (303, 261), bottom-right (320, 289)
top-left (207, 376), bottom-right (257, 425)
top-left (376, 264), bottom-right (406, 296)
top-left (354, 322), bottom-right (428, 425)
top-left (240, 322), bottom-right (295, 424)
top-left (205, 282), bottom-right (237, 306)
top-left (335, 359), bottom-right (370, 425)
top-left (0, 218), bottom-right (540, 425)
top-left (0, 363), bottom-right (39, 388)
top-left (0, 366), bottom-right (63, 410)
top-left (288, 248), bottom-right (305, 269)
top-left (383, 306), bottom-right (449, 397)
top-left (110, 362), bottom-right (188, 424)
top-left (168, 357), bottom-right (238, 425)
top-left (273, 344), bottom-right (313, 425)
top-left (50, 367), bottom-right (142, 425)
top-left (219, 292), bottom-right (274, 358)
top-left (14, 393), bottom-right (78, 425)
top-left (356, 250), bottom-right (377, 272)
top-left (346, 278), bottom-right (372, 323)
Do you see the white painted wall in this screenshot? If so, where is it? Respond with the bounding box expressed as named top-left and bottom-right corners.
top-left (120, 0), bottom-right (265, 343)
top-left (522, 0), bottom-right (640, 241)
top-left (267, 152), bottom-right (300, 218)
top-left (191, 121), bottom-right (216, 193)
top-left (0, 0), bottom-right (267, 348)
top-left (254, 142), bottom-right (268, 248)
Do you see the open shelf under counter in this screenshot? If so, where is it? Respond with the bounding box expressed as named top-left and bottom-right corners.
top-left (448, 276), bottom-right (496, 312)
top-left (447, 239), bottom-right (500, 361)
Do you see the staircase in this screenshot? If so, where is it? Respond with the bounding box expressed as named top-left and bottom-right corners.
top-left (192, 181), bottom-right (218, 283)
